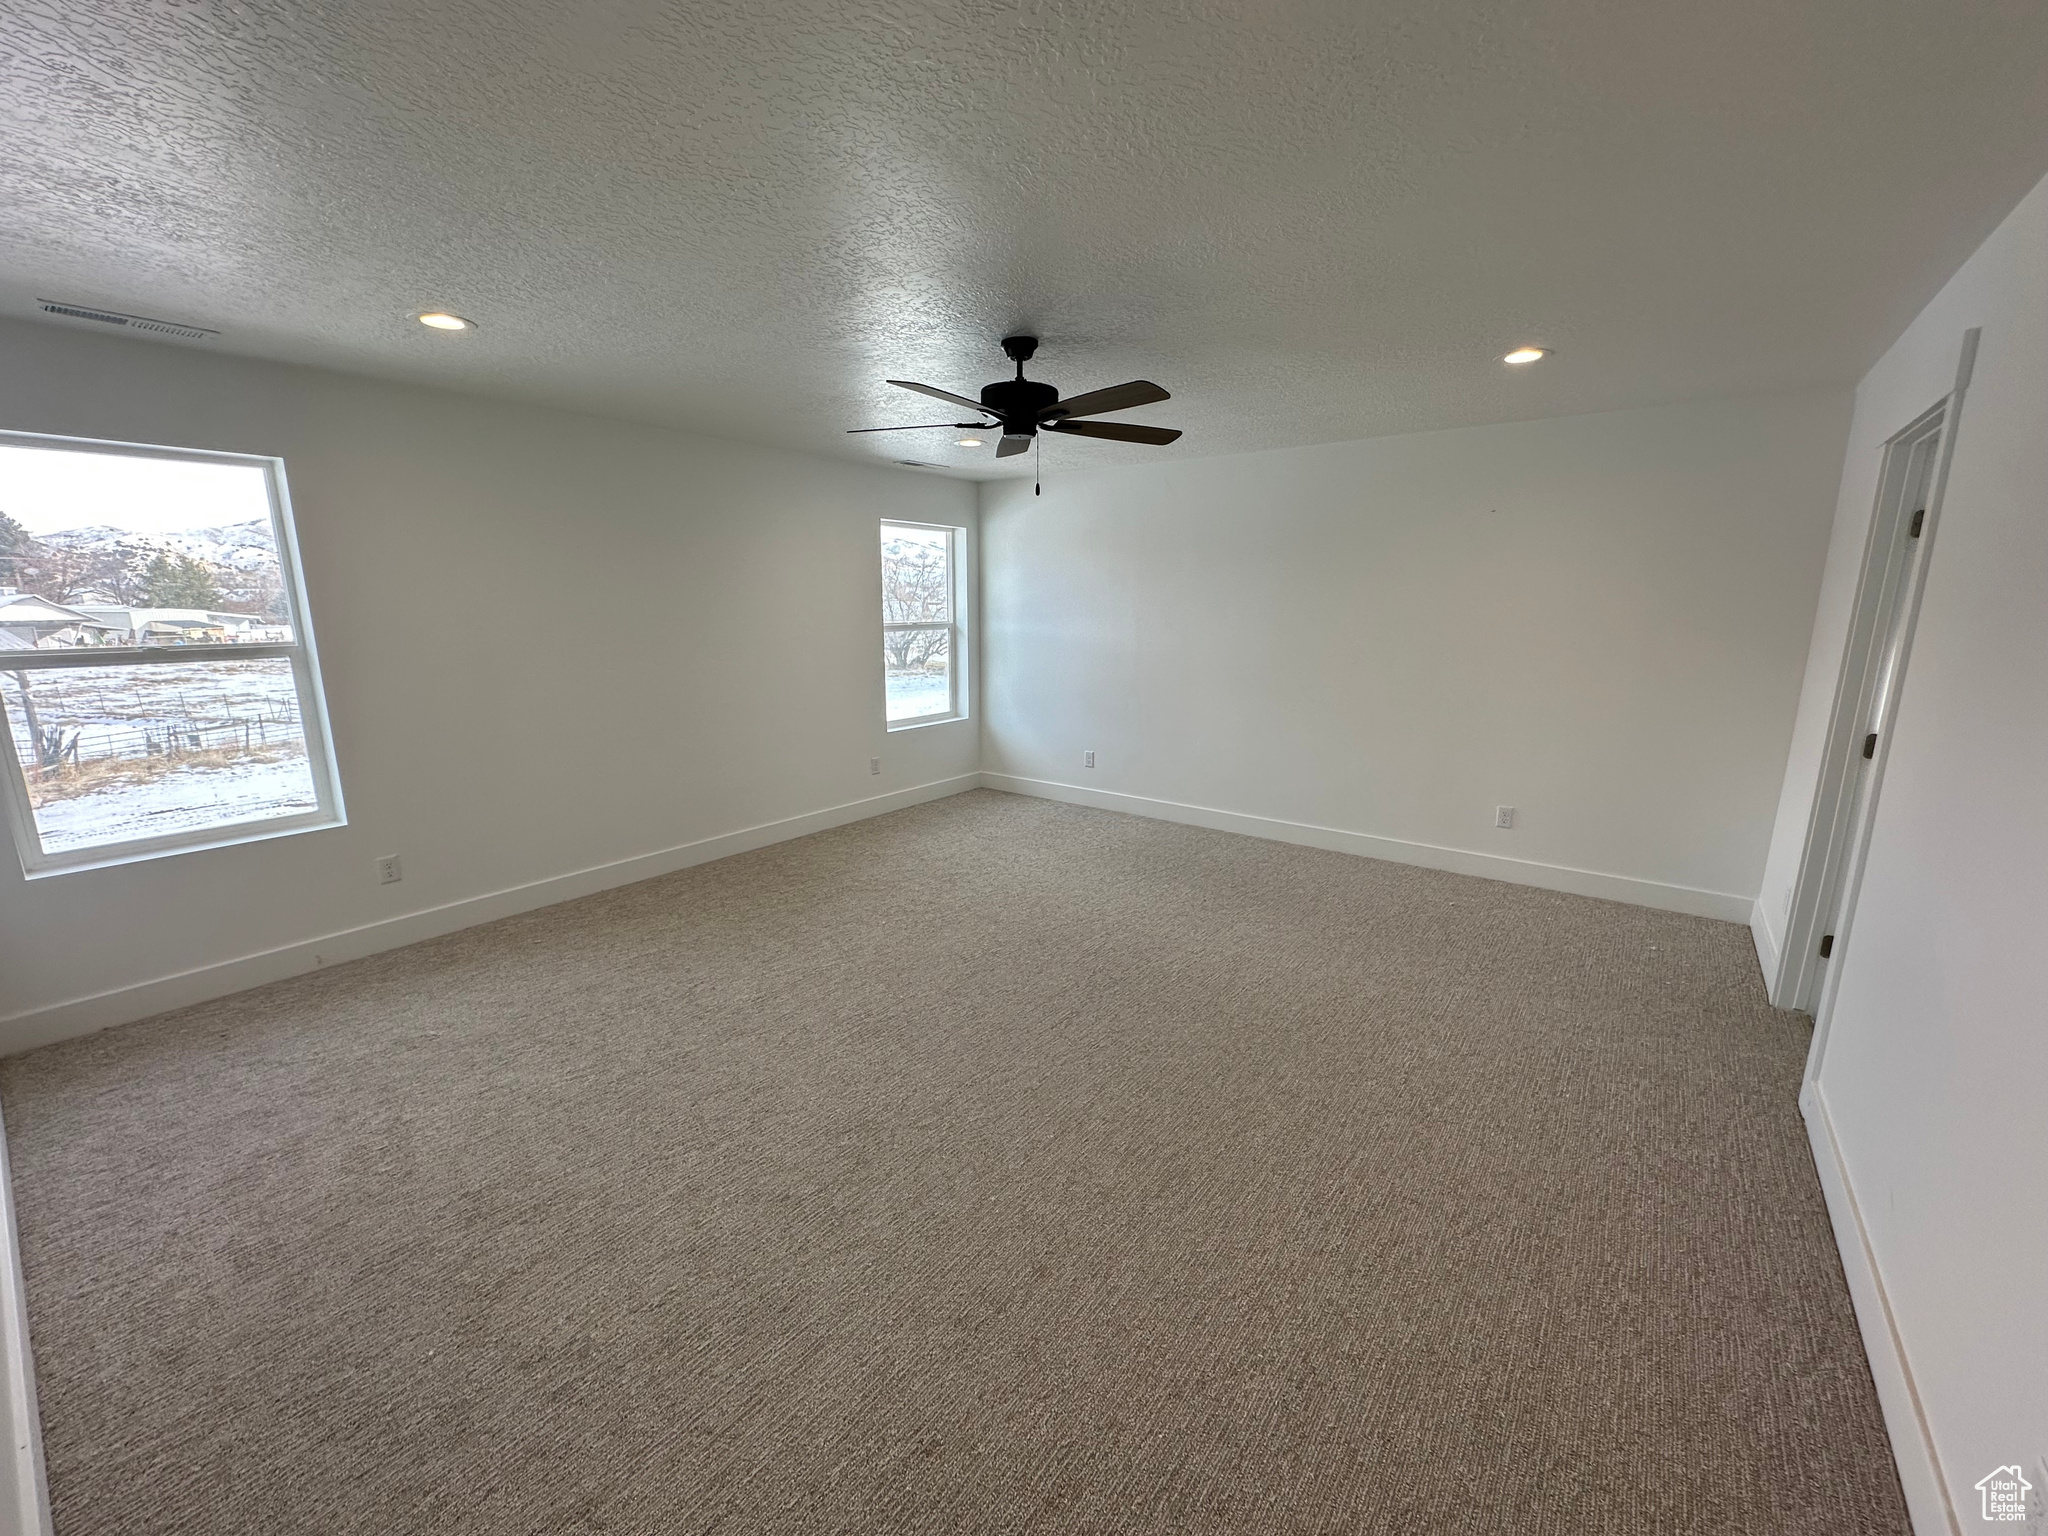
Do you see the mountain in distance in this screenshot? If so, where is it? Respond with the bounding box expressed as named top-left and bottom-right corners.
top-left (37, 519), bottom-right (279, 573)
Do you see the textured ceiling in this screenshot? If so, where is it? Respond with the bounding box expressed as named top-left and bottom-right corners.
top-left (5, 0), bottom-right (2048, 478)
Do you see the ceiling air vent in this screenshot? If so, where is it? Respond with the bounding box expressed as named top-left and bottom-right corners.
top-left (37, 300), bottom-right (217, 342)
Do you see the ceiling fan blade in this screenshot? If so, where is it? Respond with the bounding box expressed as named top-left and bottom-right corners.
top-left (1045, 380), bottom-right (1170, 420)
top-left (1043, 420), bottom-right (1182, 446)
top-left (846, 422), bottom-right (985, 433)
top-left (996, 434), bottom-right (1034, 458)
top-left (887, 380), bottom-right (993, 415)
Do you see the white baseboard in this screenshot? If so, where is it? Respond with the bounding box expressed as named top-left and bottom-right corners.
top-left (979, 774), bottom-right (1753, 922)
top-left (1750, 897), bottom-right (1782, 993)
top-left (0, 774), bottom-right (981, 1056)
top-left (0, 1103), bottom-right (51, 1536)
top-left (1801, 1082), bottom-right (1959, 1536)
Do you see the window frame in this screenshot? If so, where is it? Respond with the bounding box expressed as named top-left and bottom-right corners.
top-left (880, 518), bottom-right (968, 731)
top-left (0, 429), bottom-right (346, 878)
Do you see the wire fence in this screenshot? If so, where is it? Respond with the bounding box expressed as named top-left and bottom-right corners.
top-left (20, 710), bottom-right (305, 772)
top-left (3, 664), bottom-right (306, 776)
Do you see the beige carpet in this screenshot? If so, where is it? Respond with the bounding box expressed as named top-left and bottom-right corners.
top-left (1, 789), bottom-right (1906, 1534)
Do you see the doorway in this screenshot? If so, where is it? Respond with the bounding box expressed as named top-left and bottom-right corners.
top-left (1775, 331), bottom-right (1976, 1084)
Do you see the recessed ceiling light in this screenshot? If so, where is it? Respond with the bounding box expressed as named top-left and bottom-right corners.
top-left (1503, 346), bottom-right (1550, 365)
top-left (416, 311), bottom-right (474, 331)
top-left (957, 436), bottom-right (985, 447)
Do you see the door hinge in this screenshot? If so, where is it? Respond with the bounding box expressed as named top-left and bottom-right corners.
top-left (1819, 934), bottom-right (1834, 959)
top-left (1863, 732), bottom-right (1878, 759)
top-left (1909, 507), bottom-right (1925, 538)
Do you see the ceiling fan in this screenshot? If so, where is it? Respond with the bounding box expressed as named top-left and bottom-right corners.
top-left (849, 336), bottom-right (1182, 480)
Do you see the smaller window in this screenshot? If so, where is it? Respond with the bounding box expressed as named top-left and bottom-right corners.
top-left (880, 521), bottom-right (963, 727)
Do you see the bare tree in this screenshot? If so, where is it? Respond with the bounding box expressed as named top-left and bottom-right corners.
top-left (882, 536), bottom-right (950, 670)
top-left (211, 558), bottom-right (286, 620)
top-left (2, 533), bottom-right (154, 604)
top-left (884, 626), bottom-right (949, 671)
top-left (882, 538), bottom-right (949, 623)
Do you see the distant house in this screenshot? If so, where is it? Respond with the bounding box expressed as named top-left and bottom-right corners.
top-left (0, 592), bottom-right (118, 651)
top-left (73, 606), bottom-right (290, 645)
top-left (143, 615), bottom-right (228, 644)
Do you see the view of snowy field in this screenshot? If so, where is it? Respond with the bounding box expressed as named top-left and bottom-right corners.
top-left (31, 755), bottom-right (317, 853)
top-left (3, 660), bottom-right (316, 853)
top-left (885, 668), bottom-right (950, 720)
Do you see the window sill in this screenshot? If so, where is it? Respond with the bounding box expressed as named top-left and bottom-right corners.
top-left (20, 810), bottom-right (347, 880)
top-left (885, 714), bottom-right (971, 733)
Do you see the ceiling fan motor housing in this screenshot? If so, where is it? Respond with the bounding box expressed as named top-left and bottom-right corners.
top-left (979, 376), bottom-right (1061, 435)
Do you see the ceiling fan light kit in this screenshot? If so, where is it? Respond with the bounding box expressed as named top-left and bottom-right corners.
top-left (849, 336), bottom-right (1182, 492)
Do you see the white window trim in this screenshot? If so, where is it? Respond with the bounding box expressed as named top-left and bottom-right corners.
top-left (0, 429), bottom-right (346, 878)
top-left (881, 518), bottom-right (968, 731)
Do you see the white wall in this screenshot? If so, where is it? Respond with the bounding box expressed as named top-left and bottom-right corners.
top-left (0, 318), bottom-right (977, 1042)
top-left (980, 390), bottom-right (1850, 917)
top-left (1760, 171), bottom-right (2048, 1532)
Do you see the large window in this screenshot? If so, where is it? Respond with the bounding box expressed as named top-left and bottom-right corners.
top-left (881, 521), bottom-right (964, 727)
top-left (0, 431), bottom-right (343, 875)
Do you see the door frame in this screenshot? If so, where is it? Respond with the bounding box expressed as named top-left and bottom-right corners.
top-left (1777, 329), bottom-right (1978, 1089)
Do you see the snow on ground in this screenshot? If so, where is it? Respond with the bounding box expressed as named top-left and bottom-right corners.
top-left (33, 754), bottom-right (318, 853)
top-left (6, 659), bottom-right (318, 852)
top-left (886, 671), bottom-right (951, 720)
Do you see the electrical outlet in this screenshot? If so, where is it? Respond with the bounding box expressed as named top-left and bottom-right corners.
top-left (1083, 750), bottom-right (1096, 769)
top-left (1494, 806), bottom-right (1515, 829)
top-left (870, 756), bottom-right (881, 775)
top-left (376, 854), bottom-right (402, 884)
